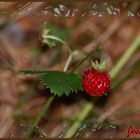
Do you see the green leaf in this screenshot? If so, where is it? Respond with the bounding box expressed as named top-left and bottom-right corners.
top-left (18, 70), bottom-right (82, 97)
top-left (42, 23), bottom-right (70, 47)
top-left (40, 71), bottom-right (82, 97)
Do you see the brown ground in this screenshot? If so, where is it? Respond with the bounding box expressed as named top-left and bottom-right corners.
top-left (0, 2), bottom-right (140, 138)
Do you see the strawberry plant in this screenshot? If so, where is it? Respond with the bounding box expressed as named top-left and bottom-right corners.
top-left (18, 22), bottom-right (140, 138)
top-left (19, 23), bottom-right (83, 97)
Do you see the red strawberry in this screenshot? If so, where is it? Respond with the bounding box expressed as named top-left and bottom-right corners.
top-left (82, 68), bottom-right (110, 96)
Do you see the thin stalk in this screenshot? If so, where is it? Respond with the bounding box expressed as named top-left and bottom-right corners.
top-left (71, 46), bottom-right (98, 72)
top-left (26, 96), bottom-right (54, 138)
top-left (43, 35), bottom-right (74, 72)
top-left (64, 102), bottom-right (93, 138)
top-left (63, 54), bottom-right (73, 72)
top-left (42, 35), bottom-right (72, 54)
top-left (25, 34), bottom-right (75, 137)
top-left (109, 34), bottom-right (140, 79)
top-left (63, 34), bottom-right (140, 138)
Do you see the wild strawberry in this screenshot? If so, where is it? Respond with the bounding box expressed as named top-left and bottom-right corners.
top-left (82, 68), bottom-right (110, 96)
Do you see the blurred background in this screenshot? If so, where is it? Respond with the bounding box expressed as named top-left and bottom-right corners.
top-left (0, 1), bottom-right (140, 138)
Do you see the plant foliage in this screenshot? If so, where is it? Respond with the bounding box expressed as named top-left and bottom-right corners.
top-left (19, 70), bottom-right (82, 97)
top-left (42, 23), bottom-right (70, 47)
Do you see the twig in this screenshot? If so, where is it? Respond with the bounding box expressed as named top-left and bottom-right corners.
top-left (97, 100), bottom-right (128, 125)
top-left (26, 96), bottom-right (54, 138)
top-left (83, 17), bottom-right (124, 53)
top-left (10, 2), bottom-right (32, 17)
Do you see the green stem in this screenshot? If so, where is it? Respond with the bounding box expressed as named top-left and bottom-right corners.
top-left (42, 35), bottom-right (73, 54)
top-left (109, 34), bottom-right (140, 79)
top-left (43, 35), bottom-right (74, 72)
top-left (26, 96), bottom-right (54, 138)
top-left (63, 54), bottom-right (73, 72)
top-left (71, 47), bottom-right (98, 72)
top-left (63, 34), bottom-right (140, 138)
top-left (64, 102), bottom-right (93, 138)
